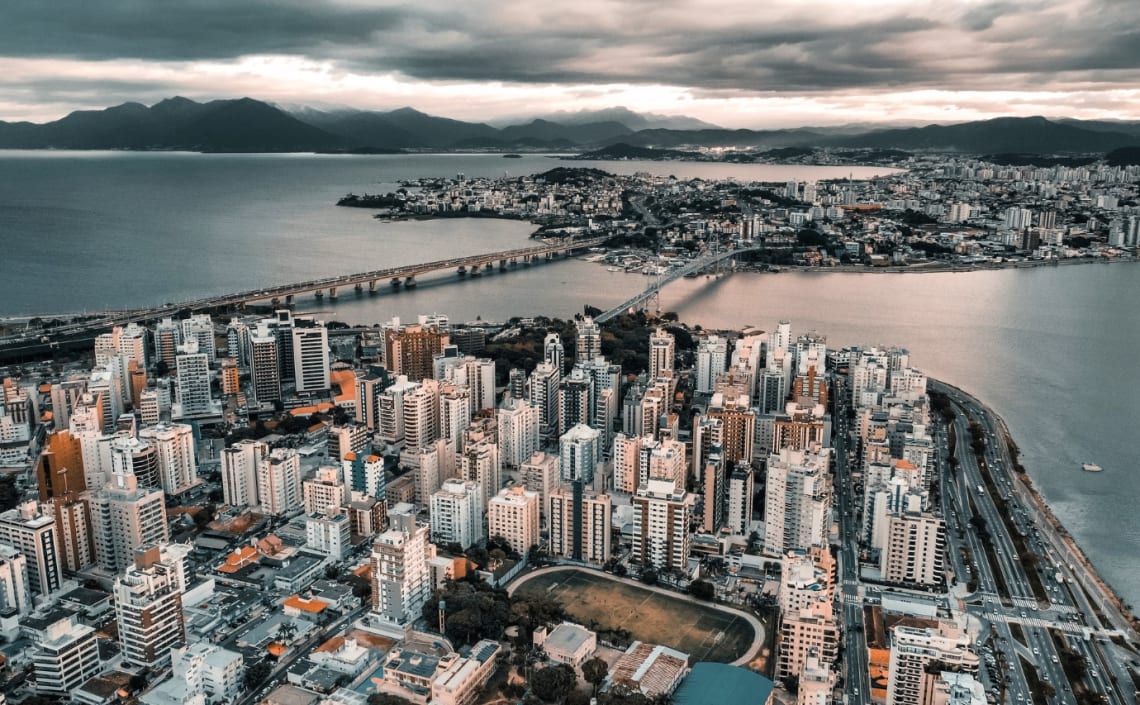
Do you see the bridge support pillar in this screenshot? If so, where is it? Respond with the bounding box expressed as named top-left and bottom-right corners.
top-left (458, 266), bottom-right (467, 276)
top-left (369, 280), bottom-right (377, 293)
top-left (391, 278), bottom-right (401, 289)
top-left (500, 259), bottom-right (507, 270)
top-left (405, 277), bottom-right (416, 288)
top-left (285, 294), bottom-right (293, 305)
top-left (354, 283), bottom-right (363, 294)
top-left (485, 262), bottom-right (494, 272)
top-left (315, 290), bottom-right (324, 299)
top-left (271, 297), bottom-right (280, 307)
top-left (329, 287), bottom-right (338, 300)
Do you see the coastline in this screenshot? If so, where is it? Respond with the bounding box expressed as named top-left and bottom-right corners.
top-left (753, 255), bottom-right (1137, 275)
top-left (931, 379), bottom-right (1139, 638)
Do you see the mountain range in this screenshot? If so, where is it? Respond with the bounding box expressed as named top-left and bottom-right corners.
top-left (2, 96), bottom-right (1139, 156)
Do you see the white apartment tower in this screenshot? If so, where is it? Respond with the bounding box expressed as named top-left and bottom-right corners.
top-left (138, 422), bottom-right (197, 495)
top-left (174, 341), bottom-right (212, 417)
top-left (497, 396), bottom-right (541, 468)
top-left (887, 621), bottom-right (979, 705)
top-left (544, 332), bottom-right (565, 376)
top-left (87, 471), bottom-right (170, 573)
top-left (0, 544), bottom-right (30, 615)
top-left (559, 424), bottom-right (600, 485)
top-left (695, 336), bottom-right (728, 394)
top-left (430, 479), bottom-right (484, 549)
top-left (257, 448), bottom-right (302, 516)
top-left (370, 504), bottom-right (433, 638)
top-left (763, 446), bottom-right (832, 556)
top-left (292, 324), bottom-right (330, 393)
top-left (221, 439), bottom-right (268, 507)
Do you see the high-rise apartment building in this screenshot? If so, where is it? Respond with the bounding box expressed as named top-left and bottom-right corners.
top-left (248, 327), bottom-right (281, 403)
top-left (881, 511), bottom-right (946, 588)
top-left (175, 341), bottom-right (212, 418)
top-left (384, 320), bottom-right (449, 381)
top-left (430, 480), bottom-right (484, 550)
top-left (776, 600), bottom-right (839, 683)
top-left (370, 504), bottom-right (433, 638)
top-left (114, 545), bottom-right (187, 669)
top-left (180, 314), bottom-right (217, 362)
top-left (695, 336), bottom-right (728, 394)
top-left (575, 317), bottom-right (601, 362)
top-left (24, 610), bottom-right (101, 697)
top-left (87, 471), bottom-right (170, 573)
top-left (497, 396), bottom-right (541, 468)
top-left (292, 324), bottom-right (330, 394)
top-left (544, 332), bottom-right (565, 377)
top-left (521, 451), bottom-right (560, 519)
top-left (138, 422), bottom-right (197, 495)
top-left (548, 486), bottom-right (611, 564)
top-left (527, 362), bottom-right (560, 441)
top-left (726, 467), bottom-right (754, 536)
top-left (221, 439), bottom-right (268, 507)
top-left (632, 479), bottom-right (695, 573)
top-left (886, 621), bottom-right (978, 705)
top-left (763, 446), bottom-right (831, 556)
top-left (303, 465), bottom-right (347, 516)
top-left (487, 486), bottom-right (540, 556)
top-left (648, 328), bottom-right (675, 379)
top-left (257, 448), bottom-right (302, 516)
top-left (0, 501), bottom-right (63, 597)
top-left (0, 544), bottom-right (30, 615)
top-left (559, 424), bottom-right (600, 485)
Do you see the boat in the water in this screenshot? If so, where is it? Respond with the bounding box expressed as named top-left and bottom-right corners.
top-left (1081, 462), bottom-right (1103, 472)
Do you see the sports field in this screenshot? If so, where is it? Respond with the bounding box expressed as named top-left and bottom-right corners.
top-left (512, 568), bottom-right (756, 663)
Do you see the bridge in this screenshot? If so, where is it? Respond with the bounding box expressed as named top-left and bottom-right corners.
top-left (595, 244), bottom-right (762, 322)
top-left (0, 236), bottom-right (609, 351)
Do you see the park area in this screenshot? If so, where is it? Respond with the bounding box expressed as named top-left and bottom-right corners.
top-left (510, 567), bottom-right (758, 664)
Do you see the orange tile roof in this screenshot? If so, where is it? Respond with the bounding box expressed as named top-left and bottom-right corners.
top-left (267, 642), bottom-right (288, 657)
top-left (218, 545), bottom-right (260, 574)
top-left (331, 370), bottom-right (358, 404)
top-left (344, 452), bottom-right (357, 461)
top-left (283, 595), bottom-right (329, 614)
top-left (894, 459), bottom-right (917, 471)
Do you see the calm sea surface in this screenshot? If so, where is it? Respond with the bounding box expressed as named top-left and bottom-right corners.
top-left (2, 151), bottom-right (1137, 606)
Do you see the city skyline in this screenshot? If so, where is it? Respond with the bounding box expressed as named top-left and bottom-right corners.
top-left (4, 0), bottom-right (1140, 128)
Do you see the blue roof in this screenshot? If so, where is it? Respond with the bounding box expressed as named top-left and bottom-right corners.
top-left (673, 663), bottom-right (775, 705)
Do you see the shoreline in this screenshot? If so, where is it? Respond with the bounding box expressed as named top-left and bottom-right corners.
top-left (931, 379), bottom-right (1139, 638)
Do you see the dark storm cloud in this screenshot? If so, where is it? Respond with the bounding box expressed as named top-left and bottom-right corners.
top-left (0, 0), bottom-right (422, 62)
top-left (4, 0), bottom-right (1140, 96)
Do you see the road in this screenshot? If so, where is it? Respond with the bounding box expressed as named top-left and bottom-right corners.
top-left (831, 375), bottom-right (871, 703)
top-left (932, 380), bottom-right (1138, 705)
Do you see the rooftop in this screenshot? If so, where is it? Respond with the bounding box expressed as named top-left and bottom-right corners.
top-left (544, 622), bottom-right (595, 656)
top-left (672, 663), bottom-right (774, 705)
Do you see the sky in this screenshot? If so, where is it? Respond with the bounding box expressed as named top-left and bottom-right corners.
top-left (4, 0), bottom-right (1140, 128)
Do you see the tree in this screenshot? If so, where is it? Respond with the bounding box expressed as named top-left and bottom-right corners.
top-left (687, 579), bottom-right (715, 601)
top-left (531, 664), bottom-right (577, 702)
top-left (244, 660), bottom-right (272, 690)
top-left (582, 657), bottom-right (609, 695)
top-left (640, 569), bottom-right (658, 586)
top-left (613, 563), bottom-right (628, 577)
top-left (276, 621), bottom-right (297, 643)
top-left (782, 675), bottom-right (800, 695)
